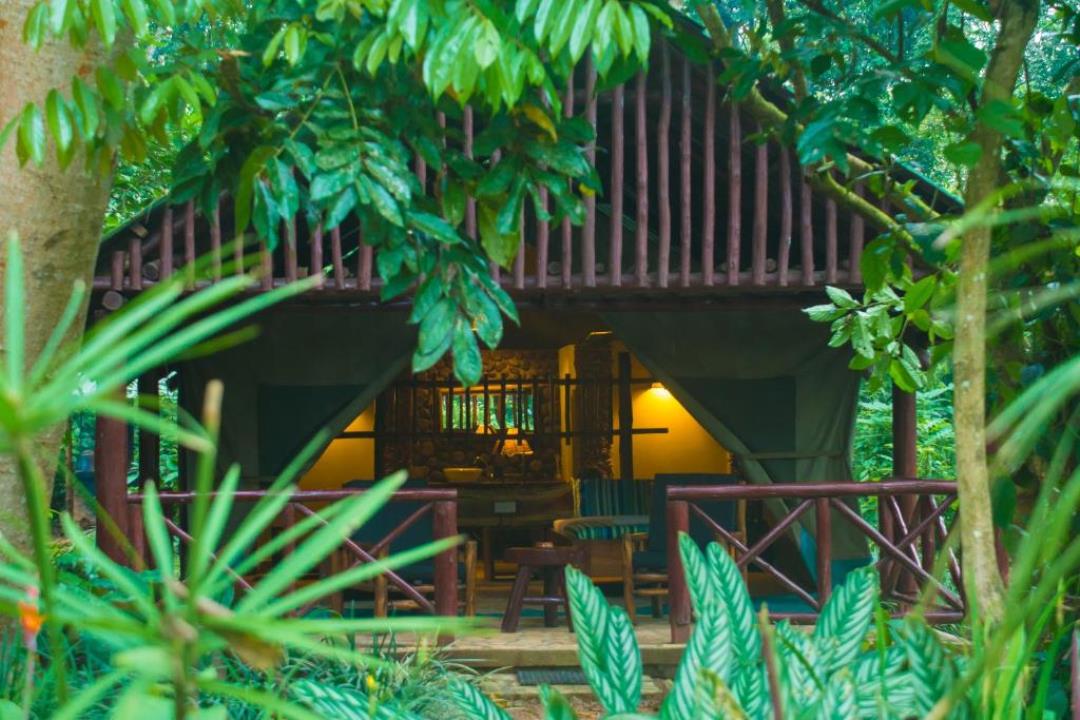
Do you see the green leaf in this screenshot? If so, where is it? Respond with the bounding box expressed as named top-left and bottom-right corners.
top-left (628, 3), bottom-right (650, 62)
top-left (474, 20), bottom-right (500, 69)
top-left (813, 567), bottom-right (878, 673)
top-left (478, 202), bottom-right (520, 268)
top-left (568, 0), bottom-right (600, 63)
top-left (899, 621), bottom-right (957, 715)
top-left (324, 187), bottom-right (358, 230)
top-left (17, 103), bottom-right (46, 167)
top-left (262, 26), bottom-right (286, 66)
top-left (943, 141), bottom-right (982, 168)
top-left (705, 542), bottom-right (759, 666)
top-left (539, 686), bottom-right (578, 720)
top-left (825, 286), bottom-right (858, 309)
top-left (661, 603), bottom-right (733, 719)
top-left (96, 66), bottom-right (126, 110)
top-left (90, 0), bottom-right (117, 47)
top-left (363, 176), bottom-right (404, 226)
top-left (409, 211), bottom-right (460, 244)
top-left (45, 90), bottom-right (74, 162)
top-left (977, 99), bottom-right (1025, 138)
top-left (71, 78), bottom-right (100, 140)
top-left (284, 25), bottom-right (306, 66)
top-left (903, 276), bottom-right (937, 313)
top-left (418, 299), bottom-right (455, 355)
top-left (851, 313), bottom-right (874, 359)
top-left (446, 678), bottom-right (512, 720)
top-left (678, 533), bottom-right (712, 615)
top-left (533, 0), bottom-right (559, 44)
top-left (22, 2), bottom-right (48, 50)
top-left (566, 566), bottom-right (642, 714)
top-left (452, 319), bottom-right (482, 385)
top-left (120, 0), bottom-right (148, 37)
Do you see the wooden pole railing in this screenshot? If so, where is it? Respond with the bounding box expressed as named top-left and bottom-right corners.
top-left (94, 40), bottom-right (890, 309)
top-left (666, 480), bottom-right (961, 643)
top-left (125, 488), bottom-right (460, 617)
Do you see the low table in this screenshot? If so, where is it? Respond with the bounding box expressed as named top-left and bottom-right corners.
top-left (500, 544), bottom-right (585, 633)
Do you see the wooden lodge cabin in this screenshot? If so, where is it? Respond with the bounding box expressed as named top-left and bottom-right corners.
top-left (89, 36), bottom-right (962, 642)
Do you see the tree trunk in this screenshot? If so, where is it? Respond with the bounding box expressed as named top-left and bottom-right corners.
top-left (953, 0), bottom-right (1040, 624)
top-left (0, 1), bottom-right (113, 554)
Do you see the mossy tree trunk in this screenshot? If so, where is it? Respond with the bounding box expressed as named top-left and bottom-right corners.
top-left (0, 0), bottom-right (113, 553)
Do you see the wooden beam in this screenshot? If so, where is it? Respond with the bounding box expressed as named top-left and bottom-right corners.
top-left (702, 65), bottom-right (716, 286)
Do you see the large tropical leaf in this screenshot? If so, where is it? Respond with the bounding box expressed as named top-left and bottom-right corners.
top-left (660, 603), bottom-right (733, 720)
top-left (566, 566), bottom-right (642, 714)
top-left (813, 567), bottom-right (878, 673)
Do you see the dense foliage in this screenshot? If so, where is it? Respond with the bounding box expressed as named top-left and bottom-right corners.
top-left (10, 0), bottom-right (679, 385)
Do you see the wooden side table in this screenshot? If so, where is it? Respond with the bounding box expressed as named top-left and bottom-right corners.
top-left (500, 544), bottom-right (585, 633)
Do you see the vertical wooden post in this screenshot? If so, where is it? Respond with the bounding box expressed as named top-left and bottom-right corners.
top-left (609, 83), bottom-right (625, 286)
top-left (129, 237), bottom-right (142, 290)
top-left (433, 499), bottom-right (459, 618)
top-left (800, 178), bottom-right (814, 286)
top-left (726, 102), bottom-right (741, 286)
top-left (850, 181), bottom-right (865, 284)
top-left (310, 224), bottom-right (324, 288)
top-left (95, 395), bottom-right (129, 564)
top-left (583, 59), bottom-right (598, 288)
top-left (892, 384), bottom-right (917, 481)
top-left (210, 200), bottom-right (222, 281)
top-left (702, 66), bottom-right (716, 286)
top-left (514, 207), bottom-right (526, 290)
top-left (751, 133), bottom-right (768, 286)
top-left (891, 382), bottom-right (918, 596)
top-left (137, 372), bottom-right (161, 489)
top-left (657, 43), bottom-right (672, 288)
top-left (668, 499), bottom-right (691, 643)
top-left (826, 198), bottom-right (838, 284)
top-left (161, 206), bottom-right (174, 280)
top-left (464, 106), bottom-right (478, 243)
top-left (634, 70), bottom-right (649, 287)
top-left (330, 227), bottom-right (345, 288)
top-left (617, 352), bottom-right (634, 482)
top-left (679, 57), bottom-right (692, 288)
top-left (537, 187), bottom-right (549, 289)
top-left (815, 498), bottom-right (832, 604)
top-left (561, 76), bottom-right (574, 288)
top-left (184, 200), bottom-right (196, 289)
top-left (778, 148), bottom-right (792, 287)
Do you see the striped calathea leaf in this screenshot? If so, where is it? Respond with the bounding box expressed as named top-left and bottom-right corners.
top-left (444, 536), bottom-right (964, 720)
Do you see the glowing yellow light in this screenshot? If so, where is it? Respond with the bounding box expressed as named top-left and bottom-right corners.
top-left (649, 382), bottom-right (673, 399)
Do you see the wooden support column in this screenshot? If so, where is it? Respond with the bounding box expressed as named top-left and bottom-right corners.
top-left (137, 371), bottom-right (161, 489)
top-left (617, 352), bottom-right (634, 482)
top-left (667, 499), bottom-right (691, 643)
top-left (95, 392), bottom-right (130, 564)
top-left (433, 499), bottom-right (459, 619)
top-left (892, 382), bottom-right (918, 597)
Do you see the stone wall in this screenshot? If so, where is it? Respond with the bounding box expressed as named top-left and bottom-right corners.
top-left (381, 349), bottom-right (561, 482)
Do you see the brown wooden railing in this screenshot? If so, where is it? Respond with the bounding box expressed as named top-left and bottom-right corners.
top-left (125, 488), bottom-right (460, 617)
top-left (666, 480), bottom-right (962, 642)
top-left (95, 41), bottom-right (880, 308)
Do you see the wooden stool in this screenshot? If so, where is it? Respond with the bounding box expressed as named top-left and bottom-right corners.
top-left (500, 544), bottom-right (584, 633)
